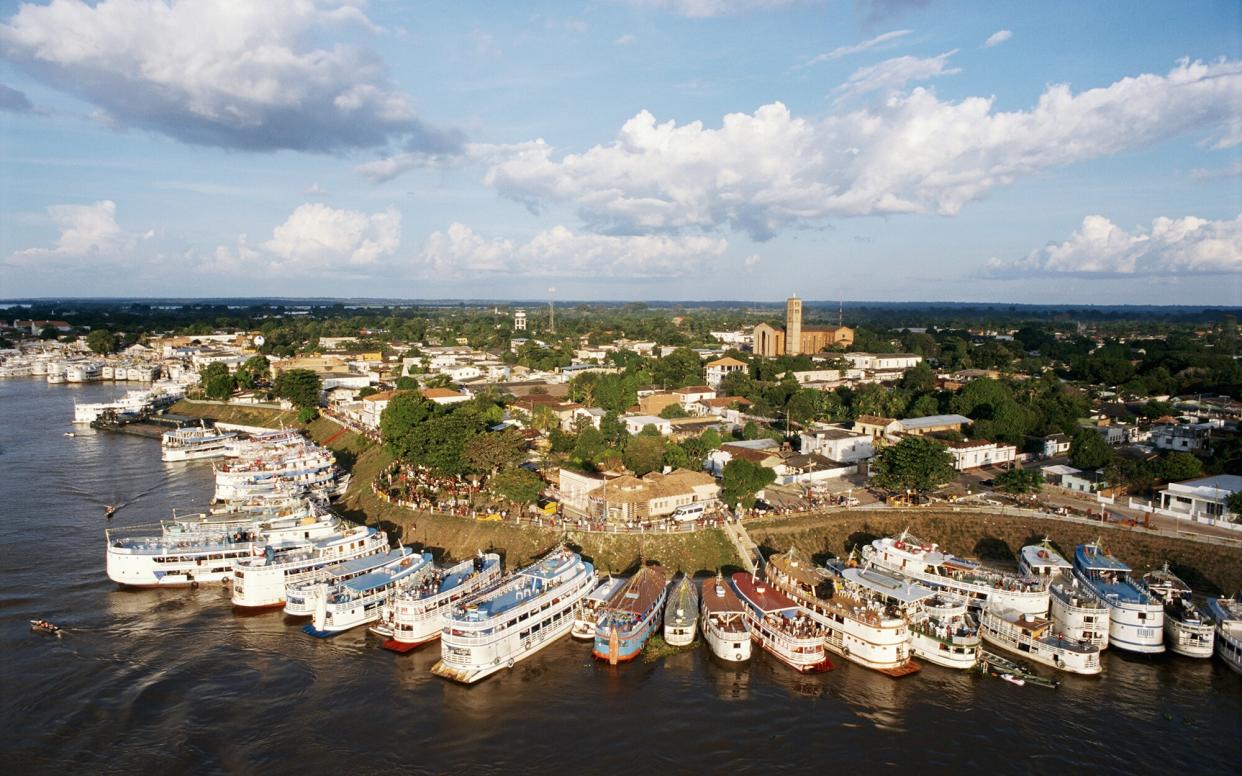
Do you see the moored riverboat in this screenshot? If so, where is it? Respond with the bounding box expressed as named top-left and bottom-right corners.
top-left (863, 531), bottom-right (1049, 617)
top-left (162, 426), bottom-right (239, 462)
top-left (1140, 564), bottom-right (1213, 658)
top-left (1073, 542), bottom-right (1164, 654)
top-left (432, 547), bottom-right (597, 684)
top-left (572, 576), bottom-right (628, 640)
top-left (701, 573), bottom-right (751, 663)
top-left (304, 551), bottom-right (434, 637)
top-left (1048, 571), bottom-right (1110, 650)
top-left (663, 576), bottom-right (699, 647)
top-left (231, 525), bottom-right (388, 609)
top-left (374, 552), bottom-right (504, 652)
top-left (1207, 595), bottom-right (1242, 675)
top-left (979, 605), bottom-right (1102, 675)
top-left (1019, 540), bottom-right (1073, 579)
top-left (731, 572), bottom-right (831, 673)
top-left (593, 565), bottom-right (669, 664)
top-left (283, 546), bottom-right (414, 616)
top-left (768, 548), bottom-right (918, 676)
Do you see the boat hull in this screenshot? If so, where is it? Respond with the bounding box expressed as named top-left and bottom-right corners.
top-left (1165, 619), bottom-right (1214, 659)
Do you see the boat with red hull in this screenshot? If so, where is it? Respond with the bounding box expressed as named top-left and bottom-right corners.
top-left (731, 572), bottom-right (832, 673)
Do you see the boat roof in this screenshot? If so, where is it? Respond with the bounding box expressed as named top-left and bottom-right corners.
top-left (586, 576), bottom-right (628, 603)
top-left (605, 566), bottom-right (667, 615)
top-left (518, 548), bottom-right (579, 581)
top-left (768, 547), bottom-right (824, 587)
top-left (325, 547), bottom-right (409, 576)
top-left (1208, 596), bottom-right (1242, 623)
top-left (731, 572), bottom-right (799, 614)
top-left (440, 554), bottom-right (500, 592)
top-left (1020, 544), bottom-right (1071, 569)
top-left (1075, 544), bottom-right (1130, 573)
top-left (342, 553), bottom-right (430, 592)
top-left (842, 566), bottom-right (935, 605)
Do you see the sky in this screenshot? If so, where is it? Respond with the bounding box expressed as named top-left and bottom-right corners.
top-left (0, 0), bottom-right (1240, 304)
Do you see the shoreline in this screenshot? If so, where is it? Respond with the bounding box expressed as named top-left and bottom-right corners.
top-left (169, 399), bottom-right (1242, 591)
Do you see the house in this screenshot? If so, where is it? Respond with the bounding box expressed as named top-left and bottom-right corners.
top-left (785, 369), bottom-right (842, 385)
top-left (637, 392), bottom-right (682, 416)
top-left (674, 385), bottom-right (716, 407)
top-left (1041, 433), bottom-right (1072, 458)
top-left (854, 415), bottom-right (901, 439)
top-left (843, 352), bottom-right (923, 371)
top-left (692, 395), bottom-right (752, 420)
top-left (1150, 419), bottom-right (1218, 452)
top-left (1040, 464), bottom-right (1083, 488)
top-left (705, 356), bottom-right (747, 388)
top-left (624, 415), bottom-right (673, 436)
top-left (1157, 474), bottom-right (1241, 521)
top-left (943, 439), bottom-right (1017, 470)
top-left (799, 426), bottom-right (875, 463)
top-left (776, 453), bottom-right (857, 485)
top-left (707, 439), bottom-right (783, 476)
top-left (358, 389), bottom-right (401, 428)
top-left (581, 469), bottom-right (720, 523)
top-left (422, 387), bottom-right (471, 406)
top-left (558, 468), bottom-right (608, 516)
top-left (896, 414), bottom-right (972, 436)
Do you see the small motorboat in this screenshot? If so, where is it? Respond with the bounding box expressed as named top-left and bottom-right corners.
top-left (64, 432), bottom-right (75, 437)
top-left (105, 505), bottom-right (117, 518)
top-left (30, 619), bottom-right (62, 636)
top-left (1000, 673), bottom-right (1025, 686)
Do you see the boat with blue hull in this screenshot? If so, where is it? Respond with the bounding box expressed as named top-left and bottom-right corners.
top-left (303, 551), bottom-right (433, 637)
top-left (1072, 542), bottom-right (1164, 654)
top-left (432, 547), bottom-right (597, 684)
top-left (593, 565), bottom-right (668, 665)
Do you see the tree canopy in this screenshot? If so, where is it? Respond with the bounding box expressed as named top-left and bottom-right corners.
top-left (870, 436), bottom-right (957, 494)
top-left (721, 458), bottom-right (776, 508)
top-left (273, 368), bottom-right (322, 408)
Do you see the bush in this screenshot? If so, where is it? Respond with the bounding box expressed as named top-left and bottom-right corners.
top-left (297, 407), bottom-right (319, 423)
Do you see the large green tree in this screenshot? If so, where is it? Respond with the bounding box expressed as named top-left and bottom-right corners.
top-left (235, 354), bottom-right (270, 389)
top-left (1070, 429), bottom-right (1112, 470)
top-left (624, 433), bottom-right (666, 476)
top-left (273, 368), bottom-right (322, 408)
top-left (86, 329), bottom-right (118, 355)
top-left (199, 362), bottom-right (235, 400)
top-left (465, 429), bottom-right (527, 475)
top-left (1159, 452), bottom-right (1203, 483)
top-left (491, 467), bottom-right (544, 505)
top-left (721, 458), bottom-right (776, 508)
top-left (381, 391), bottom-right (437, 460)
top-left (870, 436), bottom-right (957, 494)
top-left (992, 467), bottom-right (1044, 494)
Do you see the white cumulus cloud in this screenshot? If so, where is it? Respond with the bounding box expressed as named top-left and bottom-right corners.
top-left (481, 58), bottom-right (1242, 239)
top-left (833, 49), bottom-right (959, 100)
top-left (213, 203), bottom-right (401, 276)
top-left (9, 200), bottom-right (152, 265)
top-left (986, 213), bottom-right (1242, 276)
top-left (0, 0), bottom-right (459, 153)
top-left (415, 223), bottom-right (727, 278)
top-left (984, 29), bottom-right (1012, 48)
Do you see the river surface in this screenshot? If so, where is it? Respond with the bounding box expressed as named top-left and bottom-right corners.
top-left (2, 378), bottom-right (1240, 775)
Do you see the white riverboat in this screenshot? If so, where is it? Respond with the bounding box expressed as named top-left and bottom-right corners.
top-left (73, 387), bottom-right (172, 423)
top-left (663, 576), bottom-right (700, 647)
top-left (1073, 542), bottom-right (1164, 654)
top-left (731, 572), bottom-right (831, 673)
top-left (230, 526), bottom-right (389, 609)
top-left (863, 532), bottom-right (1049, 617)
top-left (1207, 595), bottom-right (1242, 675)
top-left (64, 362), bottom-right (103, 383)
top-left (283, 547), bottom-right (414, 616)
top-left (106, 506), bottom-right (341, 587)
top-left (162, 426), bottom-right (240, 462)
top-left (700, 573), bottom-right (751, 663)
top-left (1019, 540), bottom-right (1073, 579)
top-left (432, 548), bottom-right (597, 684)
top-left (1048, 571), bottom-right (1110, 650)
top-left (214, 456), bottom-right (348, 503)
top-left (909, 594), bottom-right (981, 670)
top-left (768, 548), bottom-right (919, 676)
top-left (373, 552), bottom-right (504, 652)
top-left (1141, 565), bottom-right (1214, 658)
top-left (571, 576), bottom-right (628, 640)
top-left (304, 551), bottom-right (435, 637)
top-left (980, 605), bottom-right (1103, 675)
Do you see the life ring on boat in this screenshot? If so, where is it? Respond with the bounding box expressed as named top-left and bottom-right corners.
top-left (1038, 550), bottom-right (1049, 559)
top-left (895, 541), bottom-right (906, 550)
top-left (842, 646), bottom-right (850, 657)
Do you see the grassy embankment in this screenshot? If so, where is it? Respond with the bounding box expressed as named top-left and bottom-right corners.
top-left (171, 400), bottom-right (1242, 590)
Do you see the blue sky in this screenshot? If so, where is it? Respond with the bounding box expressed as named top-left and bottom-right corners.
top-left (1, 0), bottom-right (1239, 303)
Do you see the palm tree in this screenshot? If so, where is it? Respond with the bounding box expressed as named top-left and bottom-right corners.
top-left (531, 404), bottom-right (559, 435)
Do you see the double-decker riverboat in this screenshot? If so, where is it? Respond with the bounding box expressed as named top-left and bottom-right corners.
top-left (863, 532), bottom-right (1049, 617)
top-left (304, 551), bottom-right (434, 637)
top-left (663, 576), bottom-right (700, 647)
top-left (105, 505), bottom-right (339, 587)
top-left (701, 573), bottom-right (751, 663)
top-left (1048, 571), bottom-right (1110, 650)
top-left (1141, 564), bottom-right (1213, 658)
top-left (571, 576), bottom-right (628, 640)
top-left (1073, 542), bottom-right (1164, 654)
top-left (283, 546), bottom-right (414, 616)
top-left (1019, 540), bottom-right (1073, 580)
top-left (731, 572), bottom-right (831, 673)
top-left (374, 552), bottom-right (504, 652)
top-left (1207, 595), bottom-right (1242, 674)
top-left (230, 526), bottom-right (388, 609)
top-left (432, 548), bottom-right (597, 684)
top-left (768, 548), bottom-right (918, 676)
top-left (979, 605), bottom-right (1103, 675)
top-left (593, 565), bottom-right (668, 664)
top-left (162, 426), bottom-right (240, 462)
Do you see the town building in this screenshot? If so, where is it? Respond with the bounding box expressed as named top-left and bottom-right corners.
top-left (944, 439), bottom-right (1017, 470)
top-left (514, 309), bottom-right (526, 331)
top-left (705, 356), bottom-right (747, 387)
top-left (1157, 474), bottom-right (1241, 521)
top-left (753, 296), bottom-right (854, 357)
top-left (559, 468), bottom-right (720, 523)
top-left (799, 426), bottom-right (875, 463)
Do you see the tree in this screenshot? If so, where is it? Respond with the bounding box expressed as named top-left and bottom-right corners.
top-left (1159, 452), bottom-right (1203, 483)
top-left (395, 376), bottom-right (420, 390)
top-left (870, 436), bottom-right (957, 494)
top-left (465, 429), bottom-right (527, 475)
top-left (381, 392), bottom-right (437, 460)
top-left (741, 421), bottom-right (760, 440)
top-left (235, 354), bottom-right (270, 389)
top-left (1070, 429), bottom-right (1112, 470)
top-left (530, 404), bottom-right (559, 434)
top-left (993, 467), bottom-right (1044, 494)
top-left (491, 467), bottom-right (544, 506)
top-left (199, 362), bottom-right (235, 400)
top-left (721, 458), bottom-right (776, 508)
top-left (572, 426), bottom-right (606, 464)
top-left (273, 368), bottom-right (322, 408)
top-left (652, 348), bottom-right (703, 388)
top-left (1226, 492), bottom-right (1242, 520)
top-left (297, 406), bottom-right (319, 423)
top-left (659, 403), bottom-right (689, 419)
top-left (624, 433), bottom-right (666, 476)
top-left (86, 329), bottom-right (118, 355)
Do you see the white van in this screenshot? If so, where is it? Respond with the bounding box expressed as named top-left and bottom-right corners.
top-left (672, 503), bottom-right (707, 522)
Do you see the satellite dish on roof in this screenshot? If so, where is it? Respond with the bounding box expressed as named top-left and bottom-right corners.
top-left (253, 334), bottom-right (266, 347)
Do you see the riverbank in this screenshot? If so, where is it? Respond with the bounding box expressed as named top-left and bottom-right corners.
top-left (169, 400), bottom-right (1242, 589)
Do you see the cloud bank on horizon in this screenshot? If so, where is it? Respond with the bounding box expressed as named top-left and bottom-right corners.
top-left (1, 0), bottom-right (1239, 303)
